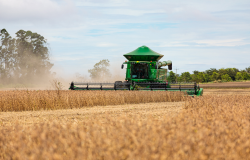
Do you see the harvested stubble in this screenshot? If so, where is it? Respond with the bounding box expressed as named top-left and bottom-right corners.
top-left (1, 94), bottom-right (250, 159)
top-left (204, 89), bottom-right (250, 95)
top-left (0, 90), bottom-right (185, 112)
top-left (200, 82), bottom-right (250, 89)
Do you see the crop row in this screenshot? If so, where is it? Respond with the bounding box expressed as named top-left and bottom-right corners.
top-left (0, 90), bottom-right (185, 112)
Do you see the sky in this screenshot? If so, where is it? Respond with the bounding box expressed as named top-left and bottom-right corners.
top-left (1, 0), bottom-right (250, 79)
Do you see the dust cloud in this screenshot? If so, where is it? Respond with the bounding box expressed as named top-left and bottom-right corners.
top-left (0, 59), bottom-right (127, 91)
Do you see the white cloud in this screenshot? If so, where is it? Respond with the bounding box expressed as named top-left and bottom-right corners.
top-left (97, 42), bottom-right (117, 47)
top-left (104, 9), bottom-right (165, 16)
top-left (159, 43), bottom-right (189, 47)
top-left (0, 0), bottom-right (76, 24)
top-left (194, 39), bottom-right (250, 47)
top-left (75, 0), bottom-right (129, 7)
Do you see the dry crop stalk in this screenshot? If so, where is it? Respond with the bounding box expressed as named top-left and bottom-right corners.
top-left (0, 90), bottom-right (186, 112)
top-left (1, 94), bottom-right (250, 159)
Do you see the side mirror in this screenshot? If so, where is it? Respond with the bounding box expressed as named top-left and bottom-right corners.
top-left (121, 64), bottom-right (124, 69)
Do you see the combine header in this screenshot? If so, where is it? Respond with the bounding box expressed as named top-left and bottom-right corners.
top-left (69, 46), bottom-right (203, 96)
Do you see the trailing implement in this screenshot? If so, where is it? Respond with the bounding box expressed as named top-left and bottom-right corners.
top-left (69, 46), bottom-right (203, 96)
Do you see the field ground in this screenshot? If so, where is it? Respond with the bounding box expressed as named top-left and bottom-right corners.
top-left (1, 88), bottom-right (250, 126)
top-left (1, 88), bottom-right (250, 159)
top-left (204, 88), bottom-right (250, 95)
top-left (1, 88), bottom-right (249, 126)
top-left (0, 102), bottom-right (183, 127)
top-left (200, 81), bottom-right (250, 88)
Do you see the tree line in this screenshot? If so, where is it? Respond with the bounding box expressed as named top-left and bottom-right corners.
top-left (0, 29), bottom-right (53, 84)
top-left (169, 67), bottom-right (250, 83)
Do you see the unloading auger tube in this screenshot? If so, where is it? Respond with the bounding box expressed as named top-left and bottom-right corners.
top-left (157, 60), bottom-right (172, 70)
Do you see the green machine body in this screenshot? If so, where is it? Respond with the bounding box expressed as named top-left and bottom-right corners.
top-left (122, 46), bottom-right (172, 85)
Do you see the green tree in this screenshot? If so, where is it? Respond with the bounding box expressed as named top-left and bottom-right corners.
top-left (245, 66), bottom-right (250, 74)
top-left (211, 72), bottom-right (219, 81)
top-left (203, 73), bottom-right (210, 82)
top-left (15, 30), bottom-right (53, 82)
top-left (218, 68), bottom-right (227, 80)
top-left (235, 72), bottom-right (243, 80)
top-left (88, 59), bottom-right (111, 80)
top-left (242, 72), bottom-right (250, 80)
top-left (205, 68), bottom-right (218, 76)
top-left (193, 70), bottom-right (199, 75)
top-left (0, 29), bottom-right (16, 83)
top-left (192, 72), bottom-right (204, 83)
top-left (176, 74), bottom-right (181, 82)
top-left (192, 70), bottom-right (209, 82)
top-left (0, 29), bottom-right (54, 84)
top-left (169, 71), bottom-right (176, 83)
top-left (225, 68), bottom-right (239, 81)
top-left (198, 72), bottom-right (205, 82)
top-left (221, 74), bottom-right (232, 82)
top-left (180, 72), bottom-right (192, 82)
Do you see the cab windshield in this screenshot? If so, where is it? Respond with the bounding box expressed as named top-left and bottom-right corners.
top-left (131, 64), bottom-right (148, 79)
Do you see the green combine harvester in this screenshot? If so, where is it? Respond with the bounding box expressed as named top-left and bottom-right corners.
top-left (69, 46), bottom-right (203, 96)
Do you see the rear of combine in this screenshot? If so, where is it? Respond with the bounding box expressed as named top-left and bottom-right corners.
top-left (69, 46), bottom-right (203, 96)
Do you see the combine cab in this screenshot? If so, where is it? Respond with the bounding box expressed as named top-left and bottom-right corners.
top-left (69, 46), bottom-right (203, 96)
